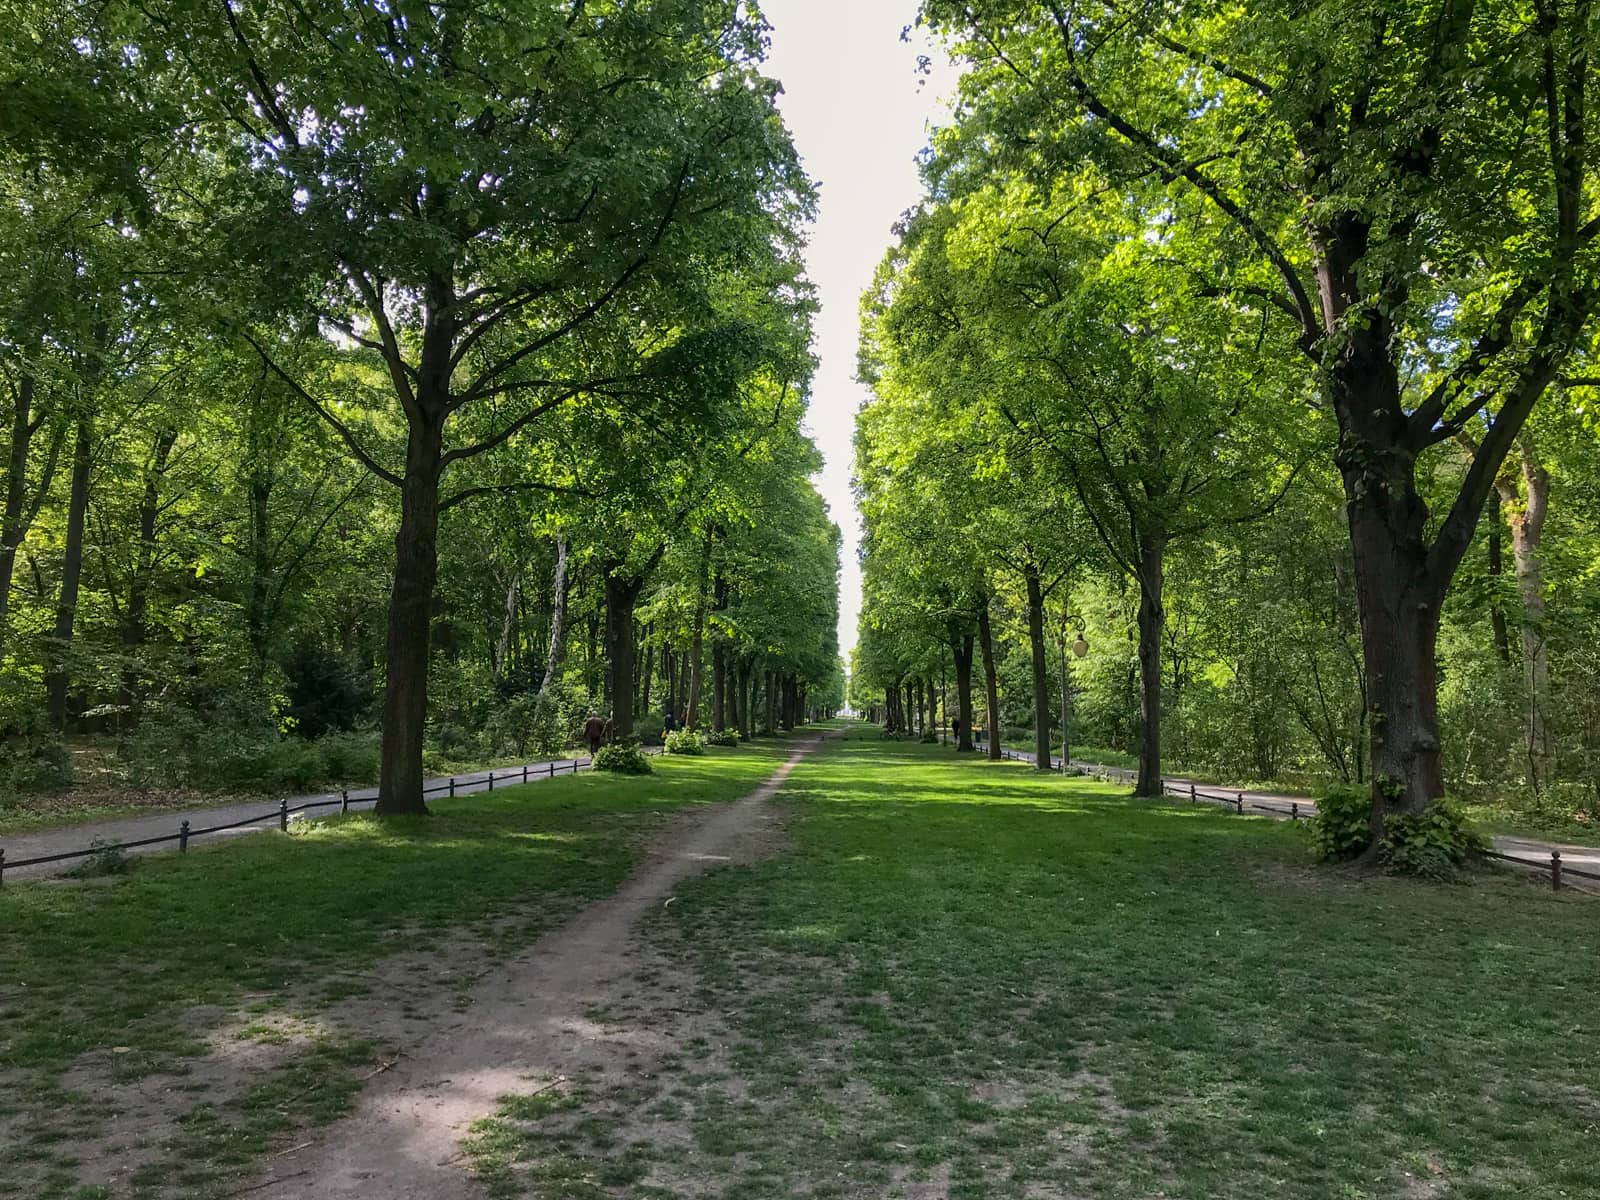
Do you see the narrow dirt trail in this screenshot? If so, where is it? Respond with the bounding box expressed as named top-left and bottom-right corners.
top-left (262, 734), bottom-right (827, 1199)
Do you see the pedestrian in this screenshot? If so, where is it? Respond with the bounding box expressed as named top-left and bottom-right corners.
top-left (952, 717), bottom-right (962, 742)
top-left (663, 709), bottom-right (678, 734)
top-left (582, 711), bottom-right (607, 755)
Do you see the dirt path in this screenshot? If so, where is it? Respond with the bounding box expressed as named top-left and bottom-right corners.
top-left (260, 733), bottom-right (826, 1199)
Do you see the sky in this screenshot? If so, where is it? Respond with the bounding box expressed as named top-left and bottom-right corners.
top-left (759, 1), bottom-right (957, 661)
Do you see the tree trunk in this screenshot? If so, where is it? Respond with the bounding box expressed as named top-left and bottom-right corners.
top-left (376, 415), bottom-right (443, 814)
top-left (766, 667), bottom-right (778, 733)
top-left (539, 536), bottom-right (569, 694)
top-left (1498, 439), bottom-right (1552, 791)
top-left (953, 633), bottom-right (975, 752)
top-left (46, 414), bottom-right (93, 731)
top-left (640, 626), bottom-right (654, 718)
top-left (1058, 628), bottom-right (1073, 769)
top-left (603, 571), bottom-right (642, 740)
top-left (1, 373), bottom-right (61, 648)
top-left (711, 641), bottom-right (726, 732)
top-left (1486, 488), bottom-right (1511, 663)
top-left (978, 603), bottom-right (1001, 761)
top-left (494, 572), bottom-right (521, 683)
top-left (122, 425), bottom-right (177, 708)
top-left (1024, 564), bottom-right (1052, 771)
top-left (687, 540), bottom-right (710, 729)
top-left (1134, 534), bottom-right (1166, 797)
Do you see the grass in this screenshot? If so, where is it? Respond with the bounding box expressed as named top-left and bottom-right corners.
top-left (0, 738), bottom-right (797, 1200)
top-left (469, 730), bottom-right (1600, 1199)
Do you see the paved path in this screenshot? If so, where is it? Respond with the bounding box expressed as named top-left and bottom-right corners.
top-left (0, 751), bottom-right (646, 882)
top-left (993, 747), bottom-right (1600, 888)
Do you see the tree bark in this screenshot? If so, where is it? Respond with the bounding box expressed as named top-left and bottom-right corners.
top-left (1485, 487), bottom-right (1511, 663)
top-left (1, 373), bottom-right (61, 648)
top-left (1134, 533), bottom-right (1166, 797)
top-left (46, 414), bottom-right (93, 731)
top-left (603, 571), bottom-right (643, 740)
top-left (639, 625), bottom-right (654, 718)
top-left (376, 412), bottom-right (443, 814)
top-left (687, 538), bottom-right (710, 729)
top-left (539, 536), bottom-right (570, 694)
top-left (978, 602), bottom-right (1001, 761)
top-left (493, 571), bottom-right (521, 683)
top-left (122, 425), bottom-right (177, 708)
top-left (1497, 439), bottom-right (1552, 791)
top-left (953, 633), bottom-right (975, 752)
top-left (1024, 564), bottom-right (1052, 771)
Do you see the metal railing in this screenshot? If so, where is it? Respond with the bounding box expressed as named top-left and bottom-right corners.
top-left (992, 746), bottom-right (1600, 893)
top-left (0, 746), bottom-right (664, 886)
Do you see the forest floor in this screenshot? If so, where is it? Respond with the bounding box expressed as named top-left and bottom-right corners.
top-left (3, 728), bottom-right (1598, 1199)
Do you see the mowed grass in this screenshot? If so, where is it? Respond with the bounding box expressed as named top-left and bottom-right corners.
top-left (0, 740), bottom-right (796, 1200)
top-left (472, 730), bottom-right (1600, 1200)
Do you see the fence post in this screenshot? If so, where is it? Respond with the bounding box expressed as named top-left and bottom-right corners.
top-left (1291, 802), bottom-right (1300, 821)
top-left (341, 789), bottom-right (350, 814)
top-left (1552, 850), bottom-right (1563, 891)
top-left (179, 820), bottom-right (190, 853)
top-left (488, 771), bottom-right (495, 792)
top-left (1189, 782), bottom-right (1196, 803)
top-left (0, 847), bottom-right (6, 888)
top-left (549, 761), bottom-right (555, 778)
top-left (449, 777), bottom-right (456, 798)
top-left (522, 764), bottom-right (528, 783)
top-left (1235, 792), bottom-right (1244, 814)
top-left (279, 799), bottom-right (289, 831)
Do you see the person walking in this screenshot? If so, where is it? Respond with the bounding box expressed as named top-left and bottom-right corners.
top-left (582, 712), bottom-right (607, 756)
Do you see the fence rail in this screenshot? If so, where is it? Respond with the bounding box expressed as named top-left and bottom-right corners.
top-left (992, 746), bottom-right (1600, 893)
top-left (0, 747), bottom-right (664, 886)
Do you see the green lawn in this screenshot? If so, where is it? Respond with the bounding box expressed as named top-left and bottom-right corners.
top-left (0, 740), bottom-right (794, 1200)
top-left (470, 731), bottom-right (1600, 1200)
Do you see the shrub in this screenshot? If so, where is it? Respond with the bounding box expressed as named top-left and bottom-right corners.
top-left (1381, 799), bottom-right (1487, 881)
top-left (703, 729), bottom-right (738, 747)
top-left (0, 732), bottom-right (71, 793)
top-left (529, 688), bottom-right (576, 759)
top-left (70, 838), bottom-right (132, 878)
top-left (664, 730), bottom-right (706, 756)
top-left (920, 732), bottom-right (938, 744)
top-left (1310, 783), bottom-right (1373, 862)
top-left (637, 711), bottom-right (666, 747)
top-left (314, 731), bottom-right (381, 783)
top-left (594, 739), bottom-right (653, 775)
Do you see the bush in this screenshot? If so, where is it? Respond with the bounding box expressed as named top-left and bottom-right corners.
top-left (1310, 783), bottom-right (1373, 862)
top-left (664, 730), bottom-right (706, 756)
top-left (593, 739), bottom-right (653, 775)
top-left (920, 732), bottom-right (939, 744)
top-left (313, 731), bottom-right (381, 783)
top-left (0, 732), bottom-right (71, 794)
top-left (637, 711), bottom-right (666, 747)
top-left (69, 838), bottom-right (132, 878)
top-left (1381, 799), bottom-right (1487, 881)
top-left (703, 729), bottom-right (738, 747)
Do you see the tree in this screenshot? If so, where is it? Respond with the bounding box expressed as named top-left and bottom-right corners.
top-left (923, 1), bottom-right (1600, 834)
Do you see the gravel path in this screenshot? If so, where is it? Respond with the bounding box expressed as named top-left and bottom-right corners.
top-left (0, 752), bottom-right (634, 881)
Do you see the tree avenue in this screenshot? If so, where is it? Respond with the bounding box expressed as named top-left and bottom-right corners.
top-left (1, 1), bottom-right (843, 812)
top-left (851, 1), bottom-right (1600, 858)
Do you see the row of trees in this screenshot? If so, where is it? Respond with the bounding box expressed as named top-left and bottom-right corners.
top-left (855, 1), bottom-right (1600, 847)
top-left (2, 0), bottom-right (843, 812)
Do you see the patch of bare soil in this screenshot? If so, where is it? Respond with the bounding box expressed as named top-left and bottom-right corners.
top-left (250, 736), bottom-right (828, 1200)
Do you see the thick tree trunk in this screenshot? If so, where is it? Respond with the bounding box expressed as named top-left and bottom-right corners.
top-left (1024, 564), bottom-right (1052, 771)
top-left (376, 416), bottom-right (443, 814)
top-left (46, 414), bottom-right (93, 731)
top-left (1498, 440), bottom-right (1552, 791)
top-left (953, 634), bottom-right (975, 752)
top-left (539, 536), bottom-right (569, 694)
top-left (603, 572), bottom-right (642, 740)
top-left (1339, 443), bottom-right (1446, 835)
top-left (978, 603), bottom-right (1001, 761)
top-left (1134, 535), bottom-right (1166, 797)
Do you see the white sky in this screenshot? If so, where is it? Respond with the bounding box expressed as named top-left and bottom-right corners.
top-left (760, 1), bottom-right (956, 659)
